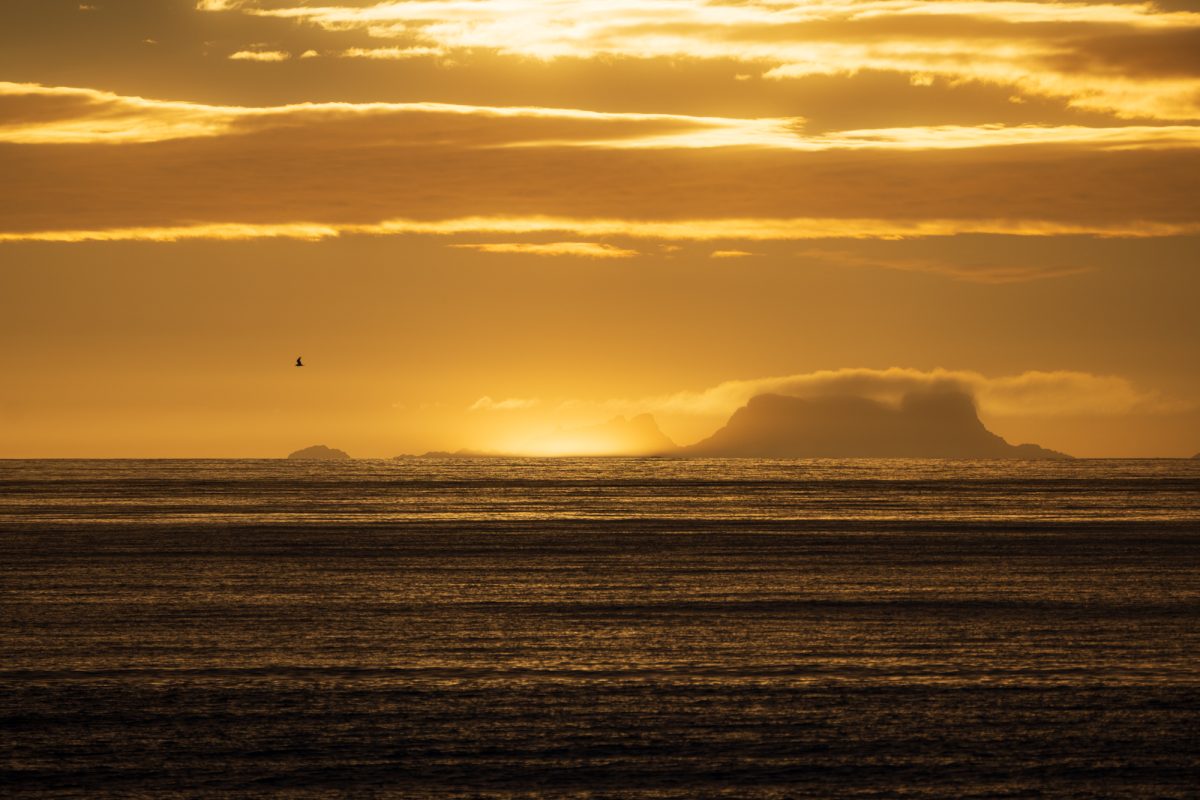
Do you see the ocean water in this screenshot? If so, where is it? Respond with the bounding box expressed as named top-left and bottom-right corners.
top-left (1, 458), bottom-right (1198, 798)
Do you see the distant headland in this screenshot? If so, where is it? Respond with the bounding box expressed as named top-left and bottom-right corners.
top-left (287, 445), bottom-right (352, 460)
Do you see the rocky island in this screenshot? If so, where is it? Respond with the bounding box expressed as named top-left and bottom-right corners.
top-left (287, 445), bottom-right (352, 460)
top-left (681, 389), bottom-right (1069, 459)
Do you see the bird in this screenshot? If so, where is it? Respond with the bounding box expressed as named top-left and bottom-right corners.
top-left (296, 356), bottom-right (304, 367)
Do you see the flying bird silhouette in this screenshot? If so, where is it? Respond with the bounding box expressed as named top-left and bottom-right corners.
top-left (296, 357), bottom-right (303, 367)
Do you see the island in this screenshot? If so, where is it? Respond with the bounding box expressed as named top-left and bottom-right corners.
top-left (681, 389), bottom-right (1069, 459)
top-left (287, 445), bottom-right (352, 460)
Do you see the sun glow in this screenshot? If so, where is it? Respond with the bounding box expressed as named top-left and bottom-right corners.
top-left (477, 422), bottom-right (635, 457)
top-left (509, 432), bottom-right (634, 457)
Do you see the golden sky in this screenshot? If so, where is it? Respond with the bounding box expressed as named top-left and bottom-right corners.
top-left (2, 0), bottom-right (1199, 457)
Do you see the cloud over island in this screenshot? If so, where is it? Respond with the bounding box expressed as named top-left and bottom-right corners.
top-left (486, 367), bottom-right (1186, 426)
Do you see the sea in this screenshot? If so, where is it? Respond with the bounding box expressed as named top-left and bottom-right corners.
top-left (1, 458), bottom-right (1198, 798)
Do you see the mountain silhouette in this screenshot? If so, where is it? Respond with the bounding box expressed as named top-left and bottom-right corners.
top-left (287, 444), bottom-right (351, 460)
top-left (681, 389), bottom-right (1069, 459)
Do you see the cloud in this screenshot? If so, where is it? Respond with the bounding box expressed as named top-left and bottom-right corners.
top-left (0, 83), bottom-right (241, 143)
top-left (469, 396), bottom-right (541, 411)
top-left (199, 0), bottom-right (1200, 119)
top-left (0, 82), bottom-right (810, 148)
top-left (339, 47), bottom-right (444, 60)
top-left (2, 84), bottom-right (1197, 249)
top-left (797, 248), bottom-right (1091, 283)
top-left (229, 50), bottom-right (290, 62)
top-left (6, 82), bottom-right (1200, 158)
top-left (0, 222), bottom-right (342, 243)
top-left (450, 242), bottom-right (638, 258)
top-left (600, 367), bottom-right (1186, 420)
top-left (10, 82), bottom-right (1200, 149)
top-left (2, 217), bottom-right (1196, 245)
top-left (710, 250), bottom-right (754, 258)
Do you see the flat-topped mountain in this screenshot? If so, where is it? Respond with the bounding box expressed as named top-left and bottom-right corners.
top-left (287, 445), bottom-right (352, 460)
top-left (682, 389), bottom-right (1069, 459)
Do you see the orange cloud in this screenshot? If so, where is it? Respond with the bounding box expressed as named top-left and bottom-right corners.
top-left (228, 50), bottom-right (290, 62)
top-left (797, 248), bottom-right (1091, 283)
top-left (2, 216), bottom-right (1196, 245)
top-left (339, 47), bottom-right (444, 60)
top-left (7, 84), bottom-right (1200, 151)
top-left (2, 85), bottom-right (1197, 251)
top-left (201, 0), bottom-right (1200, 119)
top-left (0, 82), bottom-right (808, 147)
top-left (450, 242), bottom-right (639, 258)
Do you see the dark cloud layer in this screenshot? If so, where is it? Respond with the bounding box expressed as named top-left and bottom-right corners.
top-left (1, 120), bottom-right (1196, 234)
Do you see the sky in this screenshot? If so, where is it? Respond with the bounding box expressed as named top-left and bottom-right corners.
top-left (2, 0), bottom-right (1199, 457)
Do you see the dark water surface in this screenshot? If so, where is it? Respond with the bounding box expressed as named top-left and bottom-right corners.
top-left (2, 458), bottom-right (1198, 798)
